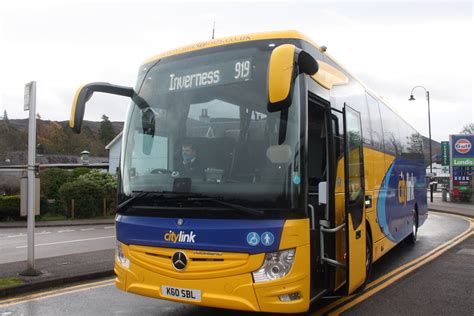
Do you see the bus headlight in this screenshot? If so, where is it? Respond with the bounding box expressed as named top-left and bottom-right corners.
top-left (116, 241), bottom-right (130, 268)
top-left (252, 249), bottom-right (295, 283)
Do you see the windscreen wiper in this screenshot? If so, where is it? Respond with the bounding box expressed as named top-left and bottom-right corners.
top-left (117, 191), bottom-right (151, 212)
top-left (118, 191), bottom-right (264, 216)
top-left (188, 197), bottom-right (264, 216)
top-left (117, 191), bottom-right (203, 213)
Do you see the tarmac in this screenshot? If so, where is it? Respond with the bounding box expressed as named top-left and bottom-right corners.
top-left (0, 197), bottom-right (472, 299)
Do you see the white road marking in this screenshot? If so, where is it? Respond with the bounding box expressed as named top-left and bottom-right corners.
top-left (35, 231), bottom-right (51, 235)
top-left (104, 226), bottom-right (115, 229)
top-left (80, 228), bottom-right (95, 231)
top-left (15, 236), bottom-right (115, 249)
top-left (57, 229), bottom-right (75, 233)
top-left (7, 234), bottom-right (26, 238)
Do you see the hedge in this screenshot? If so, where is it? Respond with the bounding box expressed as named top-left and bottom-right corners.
top-left (58, 178), bottom-right (106, 218)
top-left (0, 195), bottom-right (21, 221)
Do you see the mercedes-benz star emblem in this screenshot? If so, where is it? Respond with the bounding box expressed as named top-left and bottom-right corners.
top-left (171, 251), bottom-right (188, 271)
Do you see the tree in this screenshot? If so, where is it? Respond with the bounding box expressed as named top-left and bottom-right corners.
top-left (99, 114), bottom-right (115, 146)
top-left (2, 110), bottom-right (8, 124)
top-left (460, 123), bottom-right (474, 135)
top-left (40, 168), bottom-right (72, 200)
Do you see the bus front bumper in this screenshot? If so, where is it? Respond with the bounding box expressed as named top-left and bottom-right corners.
top-left (114, 244), bottom-right (310, 313)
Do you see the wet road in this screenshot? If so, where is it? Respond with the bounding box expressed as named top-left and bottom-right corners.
top-left (0, 225), bottom-right (115, 264)
top-left (0, 212), bottom-right (471, 316)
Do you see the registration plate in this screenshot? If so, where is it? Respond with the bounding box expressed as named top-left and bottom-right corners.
top-left (162, 285), bottom-right (201, 301)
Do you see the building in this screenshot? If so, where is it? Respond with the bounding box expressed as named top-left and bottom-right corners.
top-left (105, 131), bottom-right (123, 174)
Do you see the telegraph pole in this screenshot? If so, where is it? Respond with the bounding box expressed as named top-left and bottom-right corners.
top-left (20, 81), bottom-right (41, 276)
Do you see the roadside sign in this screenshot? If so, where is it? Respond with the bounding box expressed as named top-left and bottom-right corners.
top-left (24, 82), bottom-right (35, 111)
top-left (441, 141), bottom-right (450, 166)
top-left (20, 177), bottom-right (40, 216)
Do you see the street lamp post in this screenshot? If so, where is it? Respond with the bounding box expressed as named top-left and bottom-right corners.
top-left (409, 86), bottom-right (433, 203)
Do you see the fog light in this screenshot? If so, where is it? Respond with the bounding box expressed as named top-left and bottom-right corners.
top-left (279, 292), bottom-right (301, 302)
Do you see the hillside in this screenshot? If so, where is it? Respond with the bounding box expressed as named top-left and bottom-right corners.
top-left (0, 119), bottom-right (123, 165)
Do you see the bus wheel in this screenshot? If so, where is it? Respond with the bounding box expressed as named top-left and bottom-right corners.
top-left (407, 209), bottom-right (418, 244)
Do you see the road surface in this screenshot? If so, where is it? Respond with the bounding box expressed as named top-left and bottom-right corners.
top-left (0, 212), bottom-right (472, 315)
top-left (0, 225), bottom-right (115, 264)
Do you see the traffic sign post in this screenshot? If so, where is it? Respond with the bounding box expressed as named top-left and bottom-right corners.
top-left (20, 81), bottom-right (41, 276)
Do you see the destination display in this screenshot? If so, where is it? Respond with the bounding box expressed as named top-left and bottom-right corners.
top-left (157, 58), bottom-right (253, 94)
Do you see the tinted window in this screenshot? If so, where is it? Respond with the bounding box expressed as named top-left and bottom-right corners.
top-left (365, 93), bottom-right (384, 151)
top-left (379, 103), bottom-right (402, 156)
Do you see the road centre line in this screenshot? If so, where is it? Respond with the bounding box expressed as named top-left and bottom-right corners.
top-left (80, 228), bottom-right (95, 231)
top-left (314, 214), bottom-right (473, 315)
top-left (57, 229), bottom-right (75, 233)
top-left (0, 279), bottom-right (115, 308)
top-left (15, 236), bottom-right (115, 249)
top-left (104, 226), bottom-right (115, 229)
top-left (6, 234), bottom-right (26, 238)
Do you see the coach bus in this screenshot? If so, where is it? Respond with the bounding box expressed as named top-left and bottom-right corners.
top-left (69, 30), bottom-right (427, 313)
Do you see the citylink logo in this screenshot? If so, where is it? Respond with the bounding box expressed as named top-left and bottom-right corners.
top-left (454, 139), bottom-right (472, 154)
top-left (398, 172), bottom-right (415, 206)
top-left (164, 230), bottom-right (196, 243)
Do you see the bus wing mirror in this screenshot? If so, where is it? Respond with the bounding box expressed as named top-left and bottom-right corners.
top-left (267, 44), bottom-right (318, 112)
top-left (69, 82), bottom-right (134, 134)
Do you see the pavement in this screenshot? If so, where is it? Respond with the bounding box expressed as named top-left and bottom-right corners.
top-left (0, 197), bottom-right (472, 300)
top-left (427, 196), bottom-right (473, 218)
top-left (344, 235), bottom-right (474, 315)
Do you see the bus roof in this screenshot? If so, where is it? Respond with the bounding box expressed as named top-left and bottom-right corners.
top-left (141, 30), bottom-right (320, 65)
top-left (142, 30), bottom-right (420, 136)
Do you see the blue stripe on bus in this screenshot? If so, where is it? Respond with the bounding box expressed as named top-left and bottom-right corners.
top-left (116, 215), bottom-right (284, 254)
top-left (377, 157), bottom-right (427, 242)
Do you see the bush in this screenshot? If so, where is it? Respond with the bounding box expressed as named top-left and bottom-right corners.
top-left (40, 168), bottom-right (72, 200)
top-left (58, 178), bottom-right (105, 218)
top-left (40, 196), bottom-right (66, 215)
top-left (78, 169), bottom-right (117, 193)
top-left (0, 195), bottom-right (21, 221)
top-left (72, 167), bottom-right (92, 179)
top-left (79, 170), bottom-right (118, 215)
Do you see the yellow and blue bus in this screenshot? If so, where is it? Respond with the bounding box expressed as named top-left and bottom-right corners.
top-left (70, 30), bottom-right (427, 313)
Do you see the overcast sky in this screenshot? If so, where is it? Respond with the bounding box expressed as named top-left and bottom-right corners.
top-left (0, 0), bottom-right (472, 141)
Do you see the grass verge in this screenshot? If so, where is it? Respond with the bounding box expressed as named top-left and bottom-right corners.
top-left (0, 277), bottom-right (24, 288)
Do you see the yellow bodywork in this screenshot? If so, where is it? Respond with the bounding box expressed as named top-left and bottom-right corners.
top-left (267, 44), bottom-right (295, 104)
top-left (114, 219), bottom-right (310, 313)
top-left (69, 85), bottom-right (85, 129)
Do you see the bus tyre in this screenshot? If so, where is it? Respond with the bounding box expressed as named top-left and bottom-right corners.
top-left (407, 210), bottom-right (418, 244)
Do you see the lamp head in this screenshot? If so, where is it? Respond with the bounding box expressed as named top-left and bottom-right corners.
top-left (408, 94), bottom-right (416, 101)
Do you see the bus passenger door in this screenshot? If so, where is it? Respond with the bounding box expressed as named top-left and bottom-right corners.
top-left (343, 104), bottom-right (366, 294)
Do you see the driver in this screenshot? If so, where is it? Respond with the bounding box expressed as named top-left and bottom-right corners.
top-left (177, 142), bottom-right (205, 178)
